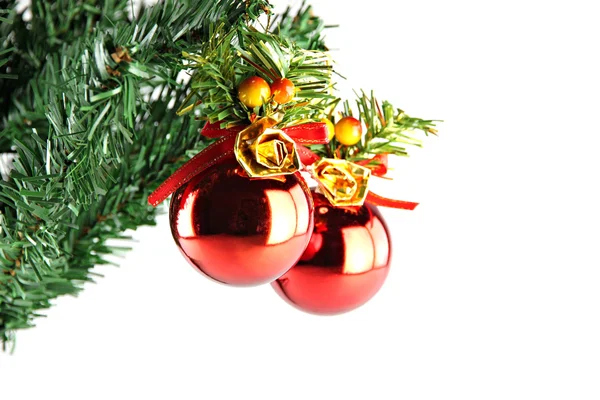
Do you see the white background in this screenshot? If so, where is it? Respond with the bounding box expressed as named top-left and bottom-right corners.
top-left (2, 0), bottom-right (600, 399)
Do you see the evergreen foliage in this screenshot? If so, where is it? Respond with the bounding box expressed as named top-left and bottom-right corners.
top-left (0, 0), bottom-right (276, 347)
top-left (0, 0), bottom-right (436, 348)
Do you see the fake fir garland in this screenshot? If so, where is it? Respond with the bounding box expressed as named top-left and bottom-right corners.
top-left (0, 0), bottom-right (270, 347)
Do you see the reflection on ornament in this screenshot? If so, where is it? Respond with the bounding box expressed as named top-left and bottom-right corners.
top-left (311, 158), bottom-right (371, 207)
top-left (272, 191), bottom-right (391, 315)
top-left (170, 160), bottom-right (314, 286)
top-left (340, 226), bottom-right (376, 274)
top-left (265, 189), bottom-right (300, 245)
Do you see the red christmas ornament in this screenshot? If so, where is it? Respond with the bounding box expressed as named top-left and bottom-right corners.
top-left (272, 191), bottom-right (392, 315)
top-left (169, 160), bottom-right (314, 286)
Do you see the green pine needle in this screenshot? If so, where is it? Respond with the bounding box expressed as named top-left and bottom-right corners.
top-left (0, 0), bottom-right (272, 347)
top-left (0, 0), bottom-right (438, 350)
top-left (310, 90), bottom-right (440, 163)
top-left (179, 21), bottom-right (335, 128)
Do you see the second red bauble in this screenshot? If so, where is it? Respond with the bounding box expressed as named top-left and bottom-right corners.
top-left (272, 191), bottom-right (392, 315)
top-left (169, 160), bottom-right (314, 286)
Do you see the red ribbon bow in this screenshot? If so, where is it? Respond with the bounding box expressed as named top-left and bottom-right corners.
top-left (147, 122), bottom-right (419, 211)
top-left (147, 121), bottom-right (329, 207)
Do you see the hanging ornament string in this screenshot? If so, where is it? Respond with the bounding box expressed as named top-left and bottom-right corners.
top-left (147, 118), bottom-right (329, 207)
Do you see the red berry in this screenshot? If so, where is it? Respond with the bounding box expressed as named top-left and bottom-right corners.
top-left (270, 78), bottom-right (295, 104)
top-left (238, 76), bottom-right (271, 108)
top-left (335, 116), bottom-right (363, 146)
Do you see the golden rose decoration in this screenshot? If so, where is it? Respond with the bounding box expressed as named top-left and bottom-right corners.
top-left (235, 113), bottom-right (301, 178)
top-left (311, 158), bottom-right (371, 207)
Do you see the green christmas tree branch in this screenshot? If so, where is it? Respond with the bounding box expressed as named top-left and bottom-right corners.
top-left (309, 90), bottom-right (439, 163)
top-left (0, 0), bottom-right (435, 350)
top-left (177, 21), bottom-right (335, 127)
top-left (0, 0), bottom-right (275, 348)
top-left (272, 0), bottom-right (331, 51)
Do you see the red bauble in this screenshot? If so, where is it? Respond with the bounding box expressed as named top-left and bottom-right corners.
top-left (169, 160), bottom-right (314, 286)
top-left (272, 191), bottom-right (392, 314)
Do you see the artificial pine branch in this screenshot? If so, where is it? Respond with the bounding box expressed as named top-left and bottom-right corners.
top-left (0, 0), bottom-right (436, 349)
top-left (309, 90), bottom-right (439, 163)
top-left (178, 22), bottom-right (335, 127)
top-left (0, 0), bottom-right (272, 348)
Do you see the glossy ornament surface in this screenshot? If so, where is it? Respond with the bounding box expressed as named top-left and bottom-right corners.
top-left (334, 116), bottom-right (363, 146)
top-left (272, 191), bottom-right (392, 314)
top-left (238, 76), bottom-right (271, 108)
top-left (169, 160), bottom-right (314, 286)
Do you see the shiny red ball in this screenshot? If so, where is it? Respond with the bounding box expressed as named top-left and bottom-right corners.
top-left (272, 191), bottom-right (392, 314)
top-left (169, 160), bottom-right (314, 286)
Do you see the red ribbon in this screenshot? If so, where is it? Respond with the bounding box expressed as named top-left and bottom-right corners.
top-left (148, 122), bottom-right (329, 207)
top-left (355, 153), bottom-right (389, 177)
top-left (365, 192), bottom-right (418, 210)
top-left (148, 122), bottom-right (419, 211)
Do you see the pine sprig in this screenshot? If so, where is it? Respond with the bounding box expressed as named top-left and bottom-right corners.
top-left (0, 0), bottom-right (272, 347)
top-left (178, 25), bottom-right (243, 125)
top-left (0, 0), bottom-right (131, 125)
top-left (0, 0), bottom-right (438, 349)
top-left (311, 90), bottom-right (439, 164)
top-left (178, 22), bottom-right (335, 128)
top-left (273, 1), bottom-right (331, 51)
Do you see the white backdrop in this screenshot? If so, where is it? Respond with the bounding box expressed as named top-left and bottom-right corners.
top-left (2, 0), bottom-right (600, 399)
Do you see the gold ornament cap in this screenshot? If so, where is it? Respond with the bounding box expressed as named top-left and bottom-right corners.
top-left (235, 113), bottom-right (301, 178)
top-left (312, 158), bottom-right (371, 207)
